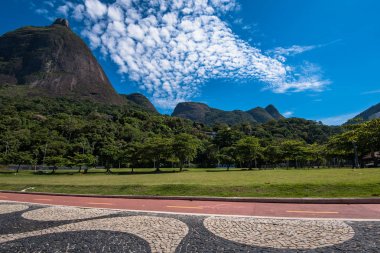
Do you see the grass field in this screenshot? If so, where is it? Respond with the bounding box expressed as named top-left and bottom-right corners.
top-left (0, 168), bottom-right (380, 198)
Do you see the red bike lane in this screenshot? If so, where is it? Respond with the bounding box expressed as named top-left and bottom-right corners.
top-left (1, 192), bottom-right (380, 220)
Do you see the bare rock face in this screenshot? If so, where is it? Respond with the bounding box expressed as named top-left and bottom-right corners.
top-left (0, 19), bottom-right (123, 104)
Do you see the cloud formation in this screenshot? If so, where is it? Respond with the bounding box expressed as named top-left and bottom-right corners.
top-left (43, 0), bottom-right (329, 109)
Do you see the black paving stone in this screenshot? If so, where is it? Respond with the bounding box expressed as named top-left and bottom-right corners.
top-left (0, 231), bottom-right (151, 253)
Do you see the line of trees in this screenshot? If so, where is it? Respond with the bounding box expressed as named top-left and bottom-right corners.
top-left (2, 125), bottom-right (377, 173)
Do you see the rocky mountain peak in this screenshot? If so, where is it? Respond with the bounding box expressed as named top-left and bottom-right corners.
top-left (0, 20), bottom-right (123, 105)
top-left (52, 18), bottom-right (69, 28)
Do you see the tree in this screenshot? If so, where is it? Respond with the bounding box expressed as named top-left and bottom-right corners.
top-left (356, 119), bottom-right (380, 167)
top-left (172, 134), bottom-right (201, 171)
top-left (262, 143), bottom-right (282, 168)
top-left (3, 152), bottom-right (33, 173)
top-left (72, 153), bottom-right (97, 173)
top-left (305, 143), bottom-right (325, 168)
top-left (124, 142), bottom-right (143, 173)
top-left (214, 128), bottom-right (243, 148)
top-left (235, 137), bottom-right (263, 170)
top-left (217, 146), bottom-right (236, 171)
top-left (141, 136), bottom-right (173, 172)
top-left (327, 130), bottom-right (358, 167)
top-left (100, 142), bottom-right (120, 173)
top-left (45, 155), bottom-right (68, 174)
top-left (279, 140), bottom-right (307, 168)
top-left (196, 140), bottom-right (218, 168)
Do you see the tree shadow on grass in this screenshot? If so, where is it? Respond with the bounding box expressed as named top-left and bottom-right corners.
top-left (205, 169), bottom-right (248, 172)
top-left (0, 171), bottom-right (15, 174)
top-left (115, 170), bottom-right (179, 175)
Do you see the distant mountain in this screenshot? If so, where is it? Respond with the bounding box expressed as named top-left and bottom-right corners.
top-left (0, 18), bottom-right (123, 104)
top-left (172, 102), bottom-right (284, 125)
top-left (347, 102), bottom-right (380, 124)
top-left (122, 93), bottom-right (158, 113)
top-left (265, 105), bottom-right (285, 120)
top-left (246, 107), bottom-right (275, 123)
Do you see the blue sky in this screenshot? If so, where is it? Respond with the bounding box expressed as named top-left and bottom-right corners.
top-left (1, 0), bottom-right (380, 124)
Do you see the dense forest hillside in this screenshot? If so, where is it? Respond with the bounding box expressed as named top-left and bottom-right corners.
top-left (0, 84), bottom-right (345, 169)
top-left (172, 102), bottom-right (284, 125)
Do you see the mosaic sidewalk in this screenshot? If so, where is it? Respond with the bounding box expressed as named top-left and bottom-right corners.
top-left (0, 202), bottom-right (379, 252)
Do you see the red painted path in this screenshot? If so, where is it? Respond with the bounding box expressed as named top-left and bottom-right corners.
top-left (1, 192), bottom-right (380, 220)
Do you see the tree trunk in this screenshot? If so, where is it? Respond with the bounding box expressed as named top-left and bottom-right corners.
top-left (227, 165), bottom-right (230, 171)
top-left (78, 166), bottom-right (81, 173)
top-left (180, 161), bottom-right (183, 172)
top-left (371, 151), bottom-right (378, 167)
top-left (16, 164), bottom-right (21, 173)
top-left (155, 160), bottom-right (160, 173)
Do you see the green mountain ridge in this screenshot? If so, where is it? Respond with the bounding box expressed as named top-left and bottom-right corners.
top-left (347, 102), bottom-right (380, 124)
top-left (121, 93), bottom-right (158, 114)
top-left (172, 102), bottom-right (284, 126)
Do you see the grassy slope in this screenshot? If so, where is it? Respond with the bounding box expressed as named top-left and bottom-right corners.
top-left (0, 168), bottom-right (379, 198)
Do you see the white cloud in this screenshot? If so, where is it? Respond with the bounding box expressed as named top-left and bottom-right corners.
top-left (84, 0), bottom-right (107, 20)
top-left (43, 1), bottom-right (55, 8)
top-left (242, 25), bottom-right (253, 30)
top-left (269, 45), bottom-right (318, 58)
top-left (72, 4), bottom-right (85, 20)
top-left (35, 8), bottom-right (49, 15)
top-left (39, 0), bottom-right (330, 109)
top-left (57, 5), bottom-right (70, 16)
top-left (107, 5), bottom-right (123, 21)
top-left (268, 40), bottom-right (341, 62)
top-left (361, 89), bottom-right (380, 95)
top-left (283, 111), bottom-right (294, 117)
top-left (319, 112), bottom-right (359, 126)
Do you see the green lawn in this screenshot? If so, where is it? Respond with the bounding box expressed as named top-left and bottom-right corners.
top-left (0, 168), bottom-right (380, 198)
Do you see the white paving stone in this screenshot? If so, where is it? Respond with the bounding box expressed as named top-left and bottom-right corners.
top-left (22, 206), bottom-right (118, 221)
top-left (0, 204), bottom-right (29, 215)
top-left (204, 216), bottom-right (355, 249)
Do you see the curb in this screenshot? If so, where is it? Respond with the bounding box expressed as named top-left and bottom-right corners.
top-left (1, 190), bottom-right (380, 204)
